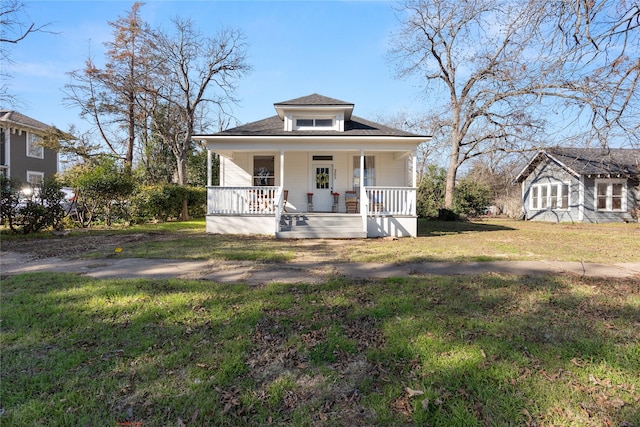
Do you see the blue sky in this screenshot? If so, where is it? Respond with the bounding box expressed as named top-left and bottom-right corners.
top-left (5, 0), bottom-right (425, 133)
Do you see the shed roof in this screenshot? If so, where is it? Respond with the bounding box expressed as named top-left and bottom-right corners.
top-left (516, 147), bottom-right (640, 182)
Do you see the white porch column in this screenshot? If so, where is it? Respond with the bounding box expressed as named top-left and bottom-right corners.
top-left (207, 148), bottom-right (212, 187)
top-left (360, 150), bottom-right (366, 232)
top-left (279, 149), bottom-right (285, 188)
top-left (578, 175), bottom-right (585, 221)
top-left (412, 150), bottom-right (417, 187)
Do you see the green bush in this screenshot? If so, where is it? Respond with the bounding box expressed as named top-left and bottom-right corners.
top-left (416, 165), bottom-right (446, 218)
top-left (453, 178), bottom-right (491, 217)
top-left (67, 156), bottom-right (135, 226)
top-left (185, 186), bottom-right (207, 218)
top-left (1, 176), bottom-right (66, 234)
top-left (131, 184), bottom-right (206, 222)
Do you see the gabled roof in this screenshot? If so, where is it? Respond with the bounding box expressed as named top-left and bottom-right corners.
top-left (212, 114), bottom-right (422, 137)
top-left (273, 93), bottom-right (355, 120)
top-left (199, 93), bottom-right (426, 138)
top-left (515, 147), bottom-right (640, 182)
top-left (0, 110), bottom-right (52, 133)
top-left (273, 93), bottom-right (354, 107)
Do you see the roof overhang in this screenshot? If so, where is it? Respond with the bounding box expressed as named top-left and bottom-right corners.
top-left (514, 150), bottom-right (580, 183)
top-left (273, 104), bottom-right (354, 121)
top-left (194, 134), bottom-right (428, 160)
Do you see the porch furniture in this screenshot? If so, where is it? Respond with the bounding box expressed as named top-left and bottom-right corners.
top-left (283, 190), bottom-right (289, 212)
top-left (370, 193), bottom-right (384, 213)
top-left (250, 189), bottom-right (273, 213)
top-left (345, 191), bottom-right (359, 213)
top-left (307, 193), bottom-right (314, 212)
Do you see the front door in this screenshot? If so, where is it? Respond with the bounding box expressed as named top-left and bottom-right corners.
top-left (312, 164), bottom-right (333, 211)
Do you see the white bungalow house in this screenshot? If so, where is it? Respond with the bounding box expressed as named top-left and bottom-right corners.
top-left (193, 94), bottom-right (430, 238)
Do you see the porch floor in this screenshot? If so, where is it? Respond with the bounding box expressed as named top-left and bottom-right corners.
top-left (277, 213), bottom-right (367, 239)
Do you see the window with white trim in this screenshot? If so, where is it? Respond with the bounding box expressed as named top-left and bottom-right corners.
top-left (530, 182), bottom-right (570, 210)
top-left (27, 133), bottom-right (44, 159)
top-left (26, 170), bottom-right (44, 186)
top-left (294, 117), bottom-right (335, 130)
top-left (253, 156), bottom-right (274, 186)
top-left (595, 179), bottom-right (626, 211)
top-left (353, 156), bottom-right (375, 188)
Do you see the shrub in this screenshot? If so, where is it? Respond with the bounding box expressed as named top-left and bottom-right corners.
top-left (437, 208), bottom-right (459, 221)
top-left (131, 184), bottom-right (206, 222)
top-left (68, 156), bottom-right (135, 226)
top-left (453, 178), bottom-right (492, 217)
top-left (417, 165), bottom-right (446, 218)
top-left (1, 176), bottom-right (66, 234)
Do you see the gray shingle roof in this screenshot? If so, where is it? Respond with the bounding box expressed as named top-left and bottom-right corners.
top-left (517, 147), bottom-right (640, 182)
top-left (212, 114), bottom-right (422, 137)
top-left (548, 147), bottom-right (640, 176)
top-left (0, 110), bottom-right (52, 132)
top-left (274, 93), bottom-right (354, 107)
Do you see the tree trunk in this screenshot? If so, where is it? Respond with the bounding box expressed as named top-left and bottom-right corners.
top-left (176, 151), bottom-right (189, 221)
top-left (444, 136), bottom-right (460, 209)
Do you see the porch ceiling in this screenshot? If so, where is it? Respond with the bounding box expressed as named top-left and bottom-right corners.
top-left (198, 136), bottom-right (424, 159)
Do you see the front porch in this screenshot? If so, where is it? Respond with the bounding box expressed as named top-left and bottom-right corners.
top-left (206, 186), bottom-right (417, 238)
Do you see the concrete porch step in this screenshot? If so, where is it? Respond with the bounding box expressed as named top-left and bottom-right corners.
top-left (276, 213), bottom-right (367, 239)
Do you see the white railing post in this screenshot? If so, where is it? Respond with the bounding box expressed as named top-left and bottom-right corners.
top-left (363, 187), bottom-right (416, 216)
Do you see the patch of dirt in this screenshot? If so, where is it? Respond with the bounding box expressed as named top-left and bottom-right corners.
top-left (0, 232), bottom-right (176, 259)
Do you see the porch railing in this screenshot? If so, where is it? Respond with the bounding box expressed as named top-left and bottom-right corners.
top-left (364, 187), bottom-right (416, 216)
top-left (207, 186), bottom-right (281, 215)
top-left (207, 186), bottom-right (416, 217)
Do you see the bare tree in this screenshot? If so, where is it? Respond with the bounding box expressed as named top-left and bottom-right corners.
top-left (551, 1), bottom-right (640, 146)
top-left (147, 18), bottom-right (250, 218)
top-left (1, 0), bottom-right (52, 106)
top-left (64, 2), bottom-right (151, 173)
top-left (376, 111), bottom-right (446, 182)
top-left (390, 0), bottom-right (639, 209)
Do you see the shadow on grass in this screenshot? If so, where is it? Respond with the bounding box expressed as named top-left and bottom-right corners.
top-left (2, 273), bottom-right (638, 426)
top-left (418, 218), bottom-right (515, 237)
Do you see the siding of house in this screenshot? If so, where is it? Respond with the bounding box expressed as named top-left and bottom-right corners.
top-left (522, 160), bottom-right (581, 222)
top-left (283, 152), bottom-right (309, 213)
top-left (374, 152), bottom-right (409, 187)
top-left (523, 158), bottom-right (639, 223)
top-left (0, 128), bottom-right (57, 183)
top-left (580, 176), bottom-right (639, 223)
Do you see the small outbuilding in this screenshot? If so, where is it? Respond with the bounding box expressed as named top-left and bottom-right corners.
top-left (515, 147), bottom-right (640, 223)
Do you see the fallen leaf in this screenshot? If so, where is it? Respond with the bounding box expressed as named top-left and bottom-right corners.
top-left (609, 398), bottom-right (625, 409)
top-left (421, 398), bottom-right (429, 410)
top-left (571, 357), bottom-right (584, 368)
top-left (406, 387), bottom-right (424, 398)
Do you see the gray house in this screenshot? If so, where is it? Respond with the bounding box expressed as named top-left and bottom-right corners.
top-left (515, 147), bottom-right (640, 223)
top-left (0, 110), bottom-right (59, 185)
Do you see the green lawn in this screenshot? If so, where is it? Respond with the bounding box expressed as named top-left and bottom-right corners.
top-left (4, 217), bottom-right (637, 264)
top-left (2, 272), bottom-right (638, 426)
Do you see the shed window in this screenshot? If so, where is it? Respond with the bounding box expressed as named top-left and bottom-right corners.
top-left (596, 179), bottom-right (626, 211)
top-left (530, 182), bottom-right (570, 210)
